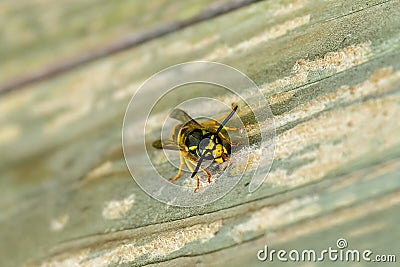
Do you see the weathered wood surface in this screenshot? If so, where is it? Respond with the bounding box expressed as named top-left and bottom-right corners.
top-left (0, 0), bottom-right (399, 266)
top-left (0, 0), bottom-right (225, 89)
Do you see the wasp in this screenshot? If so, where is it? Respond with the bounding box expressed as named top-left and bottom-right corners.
top-left (152, 105), bottom-right (239, 192)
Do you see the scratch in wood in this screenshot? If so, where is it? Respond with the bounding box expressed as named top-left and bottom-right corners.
top-left (324, 0), bottom-right (391, 23)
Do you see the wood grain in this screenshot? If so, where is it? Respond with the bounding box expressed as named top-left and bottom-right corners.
top-left (0, 0), bottom-right (399, 266)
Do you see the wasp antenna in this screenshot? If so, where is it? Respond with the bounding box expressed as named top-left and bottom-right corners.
top-left (191, 155), bottom-right (205, 178)
top-left (215, 105), bottom-right (238, 136)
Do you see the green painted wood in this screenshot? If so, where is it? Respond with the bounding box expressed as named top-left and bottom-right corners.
top-left (0, 0), bottom-right (220, 83)
top-left (0, 0), bottom-right (399, 266)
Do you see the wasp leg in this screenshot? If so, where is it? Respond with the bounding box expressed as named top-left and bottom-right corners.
top-left (200, 166), bottom-right (212, 183)
top-left (223, 126), bottom-right (241, 131)
top-left (218, 130), bottom-right (242, 146)
top-left (218, 132), bottom-right (232, 144)
top-left (216, 131), bottom-right (237, 146)
top-left (169, 152), bottom-right (184, 181)
top-left (184, 158), bottom-right (201, 192)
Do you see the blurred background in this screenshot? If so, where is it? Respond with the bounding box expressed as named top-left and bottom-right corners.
top-left (1, 0), bottom-right (399, 266)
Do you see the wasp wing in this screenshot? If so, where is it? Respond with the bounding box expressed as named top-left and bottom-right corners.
top-left (170, 108), bottom-right (202, 127)
top-left (152, 140), bottom-right (182, 151)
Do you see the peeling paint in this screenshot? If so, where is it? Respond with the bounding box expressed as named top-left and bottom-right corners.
top-left (272, 67), bottom-right (398, 129)
top-left (44, 101), bottom-right (92, 134)
top-left (50, 214), bottom-right (69, 232)
top-left (274, 0), bottom-right (308, 16)
top-left (163, 35), bottom-right (218, 56)
top-left (232, 15), bottom-right (311, 53)
top-left (218, 42), bottom-right (372, 109)
top-left (92, 220), bottom-right (222, 266)
top-left (257, 68), bottom-right (400, 186)
top-left (38, 220), bottom-right (222, 267)
top-left (263, 42), bottom-right (371, 94)
top-left (268, 90), bottom-right (296, 105)
top-left (82, 161), bottom-right (113, 186)
top-left (113, 81), bottom-right (142, 100)
top-left (38, 250), bottom-right (89, 267)
top-left (102, 194), bottom-right (135, 220)
top-left (205, 15), bottom-right (311, 60)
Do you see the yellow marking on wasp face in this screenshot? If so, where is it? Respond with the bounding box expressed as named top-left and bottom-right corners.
top-left (212, 144), bottom-right (224, 158)
top-left (189, 145), bottom-right (197, 150)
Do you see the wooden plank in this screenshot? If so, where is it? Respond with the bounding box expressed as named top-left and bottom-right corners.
top-left (0, 0), bottom-right (399, 266)
top-left (0, 0), bottom-right (241, 88)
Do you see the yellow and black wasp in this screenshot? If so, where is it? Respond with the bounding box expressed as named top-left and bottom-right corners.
top-left (152, 105), bottom-right (239, 192)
